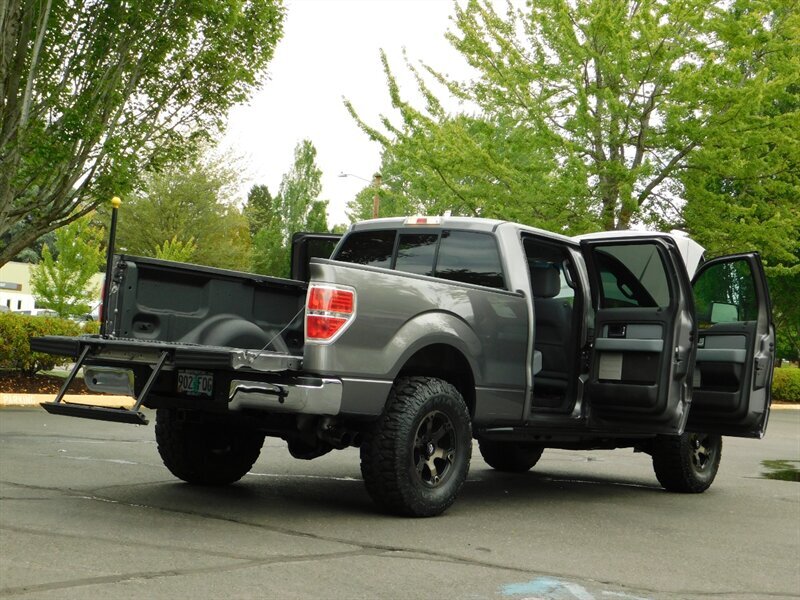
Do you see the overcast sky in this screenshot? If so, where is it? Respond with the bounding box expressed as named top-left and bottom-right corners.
top-left (221, 0), bottom-right (473, 226)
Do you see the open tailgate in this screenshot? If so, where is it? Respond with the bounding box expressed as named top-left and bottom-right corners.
top-left (30, 335), bottom-right (300, 425)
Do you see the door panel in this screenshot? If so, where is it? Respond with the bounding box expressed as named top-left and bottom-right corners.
top-left (581, 238), bottom-right (694, 434)
top-left (591, 308), bottom-right (668, 411)
top-left (290, 232), bottom-right (342, 281)
top-left (686, 253), bottom-right (774, 437)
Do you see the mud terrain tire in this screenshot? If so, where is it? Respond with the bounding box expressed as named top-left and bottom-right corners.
top-left (652, 432), bottom-right (722, 493)
top-left (360, 377), bottom-right (472, 517)
top-left (478, 440), bottom-right (544, 473)
top-left (156, 409), bottom-right (264, 486)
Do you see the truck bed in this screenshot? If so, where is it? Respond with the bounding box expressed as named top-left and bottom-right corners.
top-left (105, 255), bottom-right (308, 355)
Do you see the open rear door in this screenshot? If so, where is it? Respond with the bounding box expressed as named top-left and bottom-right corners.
top-left (580, 236), bottom-right (695, 435)
top-left (290, 232), bottom-right (342, 282)
top-left (686, 253), bottom-right (774, 437)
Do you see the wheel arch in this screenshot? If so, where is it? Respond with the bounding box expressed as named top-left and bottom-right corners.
top-left (395, 343), bottom-right (476, 418)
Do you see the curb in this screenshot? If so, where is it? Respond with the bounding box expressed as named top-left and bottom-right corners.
top-left (0, 393), bottom-right (134, 408)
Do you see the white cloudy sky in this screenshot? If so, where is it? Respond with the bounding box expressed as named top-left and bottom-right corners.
top-left (221, 0), bottom-right (474, 226)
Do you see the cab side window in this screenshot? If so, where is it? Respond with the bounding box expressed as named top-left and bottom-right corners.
top-left (693, 259), bottom-right (758, 327)
top-left (435, 231), bottom-right (505, 289)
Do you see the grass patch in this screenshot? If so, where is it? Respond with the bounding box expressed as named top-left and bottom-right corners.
top-left (761, 459), bottom-right (800, 482)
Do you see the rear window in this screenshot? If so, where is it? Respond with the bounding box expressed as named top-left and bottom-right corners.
top-left (334, 228), bottom-right (505, 289)
top-left (395, 233), bottom-right (438, 276)
top-left (335, 230), bottom-right (395, 268)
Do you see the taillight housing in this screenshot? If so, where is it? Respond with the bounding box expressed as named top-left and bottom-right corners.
top-left (305, 284), bottom-right (356, 342)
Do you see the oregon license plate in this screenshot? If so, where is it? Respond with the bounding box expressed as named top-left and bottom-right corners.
top-left (177, 370), bottom-right (213, 396)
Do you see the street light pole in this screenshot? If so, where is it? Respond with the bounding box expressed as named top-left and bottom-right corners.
top-left (372, 173), bottom-right (382, 219)
top-left (339, 171), bottom-right (383, 220)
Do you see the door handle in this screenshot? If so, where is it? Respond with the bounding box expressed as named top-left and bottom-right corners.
top-left (608, 324), bottom-right (626, 338)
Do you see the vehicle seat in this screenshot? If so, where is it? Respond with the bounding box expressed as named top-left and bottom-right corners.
top-left (531, 264), bottom-right (573, 404)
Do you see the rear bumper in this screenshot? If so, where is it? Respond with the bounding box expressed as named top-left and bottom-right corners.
top-left (33, 335), bottom-right (342, 417)
top-left (229, 378), bottom-right (342, 415)
top-left (86, 368), bottom-right (344, 416)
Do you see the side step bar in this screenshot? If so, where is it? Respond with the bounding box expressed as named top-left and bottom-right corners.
top-left (41, 348), bottom-right (170, 426)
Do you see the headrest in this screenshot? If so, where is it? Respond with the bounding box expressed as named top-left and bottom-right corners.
top-left (531, 264), bottom-right (561, 298)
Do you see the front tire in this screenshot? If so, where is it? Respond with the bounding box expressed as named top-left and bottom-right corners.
top-left (652, 432), bottom-right (722, 493)
top-left (478, 439), bottom-right (544, 473)
top-left (155, 409), bottom-right (264, 486)
top-left (360, 377), bottom-right (472, 517)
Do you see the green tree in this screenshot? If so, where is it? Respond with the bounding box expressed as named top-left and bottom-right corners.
top-left (243, 184), bottom-right (276, 236)
top-left (347, 0), bottom-right (797, 233)
top-left (155, 235), bottom-right (197, 263)
top-left (30, 214), bottom-right (103, 317)
top-left (251, 226), bottom-right (285, 276)
top-left (8, 231), bottom-right (55, 264)
top-left (0, 0), bottom-right (284, 266)
top-left (249, 140), bottom-right (330, 277)
top-left (116, 152), bottom-right (250, 270)
top-left (681, 3), bottom-right (800, 360)
top-left (345, 177), bottom-right (418, 223)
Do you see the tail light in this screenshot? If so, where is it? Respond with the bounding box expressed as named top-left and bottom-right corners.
top-left (306, 284), bottom-right (356, 342)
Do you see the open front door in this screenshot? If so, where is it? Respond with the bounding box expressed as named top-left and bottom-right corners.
top-left (580, 237), bottom-right (695, 435)
top-left (686, 253), bottom-right (774, 437)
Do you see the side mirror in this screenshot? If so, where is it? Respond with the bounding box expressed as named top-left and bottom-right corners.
top-left (710, 301), bottom-right (739, 324)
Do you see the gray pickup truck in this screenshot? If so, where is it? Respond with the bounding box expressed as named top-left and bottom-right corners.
top-left (33, 216), bottom-right (775, 517)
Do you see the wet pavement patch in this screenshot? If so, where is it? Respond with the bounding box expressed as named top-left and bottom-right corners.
top-left (761, 459), bottom-right (800, 482)
top-left (499, 577), bottom-right (651, 599)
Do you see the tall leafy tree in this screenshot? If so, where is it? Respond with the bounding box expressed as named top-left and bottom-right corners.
top-left (115, 152), bottom-right (250, 270)
top-left (682, 7), bottom-right (800, 360)
top-left (347, 0), bottom-right (797, 232)
top-left (249, 140), bottom-right (330, 277)
top-left (243, 184), bottom-right (276, 236)
top-left (30, 214), bottom-right (103, 317)
top-left (0, 0), bottom-right (284, 265)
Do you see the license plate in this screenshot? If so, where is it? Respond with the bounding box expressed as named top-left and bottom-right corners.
top-left (177, 370), bottom-right (213, 397)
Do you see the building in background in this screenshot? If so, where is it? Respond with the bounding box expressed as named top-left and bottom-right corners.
top-left (0, 262), bottom-right (103, 316)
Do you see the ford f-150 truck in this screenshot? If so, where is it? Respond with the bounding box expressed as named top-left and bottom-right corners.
top-left (32, 216), bottom-right (775, 517)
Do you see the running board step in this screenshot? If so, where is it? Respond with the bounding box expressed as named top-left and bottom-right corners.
top-left (40, 347), bottom-right (167, 426)
top-left (41, 401), bottom-right (149, 425)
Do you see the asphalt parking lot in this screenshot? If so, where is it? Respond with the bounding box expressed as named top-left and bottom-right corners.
top-left (1, 407), bottom-right (798, 600)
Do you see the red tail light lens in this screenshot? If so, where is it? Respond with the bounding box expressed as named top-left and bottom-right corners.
top-left (306, 315), bottom-right (349, 340)
top-left (308, 287), bottom-right (354, 313)
top-left (306, 284), bottom-right (356, 342)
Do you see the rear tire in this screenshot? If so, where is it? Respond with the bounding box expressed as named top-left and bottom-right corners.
top-left (652, 432), bottom-right (722, 493)
top-left (155, 409), bottom-right (264, 486)
top-left (360, 377), bottom-right (472, 517)
top-left (478, 440), bottom-right (544, 473)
